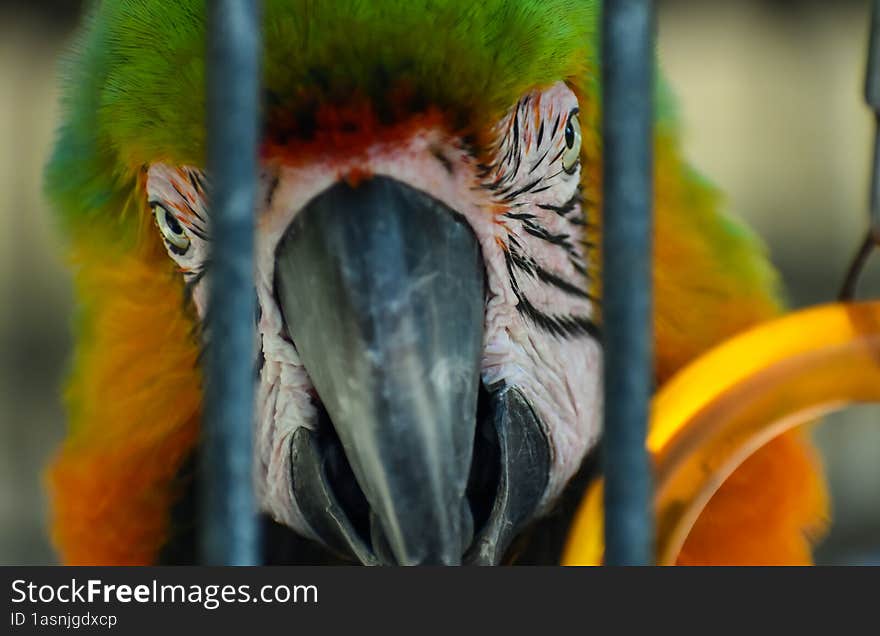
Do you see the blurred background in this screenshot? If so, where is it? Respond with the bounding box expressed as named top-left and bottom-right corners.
top-left (1, 0), bottom-right (878, 564)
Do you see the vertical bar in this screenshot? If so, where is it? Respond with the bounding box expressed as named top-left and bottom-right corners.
top-left (841, 0), bottom-right (880, 300)
top-left (601, 0), bottom-right (655, 566)
top-left (201, 0), bottom-right (262, 565)
top-left (865, 0), bottom-right (880, 244)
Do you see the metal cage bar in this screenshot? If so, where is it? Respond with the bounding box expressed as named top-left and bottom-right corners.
top-left (841, 0), bottom-right (880, 299)
top-left (201, 0), bottom-right (262, 566)
top-left (867, 0), bottom-right (880, 244)
top-left (600, 0), bottom-right (656, 566)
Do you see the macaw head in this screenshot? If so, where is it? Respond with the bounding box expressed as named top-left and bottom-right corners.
top-left (49, 0), bottom-right (607, 565)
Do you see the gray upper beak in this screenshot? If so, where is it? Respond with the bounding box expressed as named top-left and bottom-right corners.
top-left (274, 176), bottom-right (549, 565)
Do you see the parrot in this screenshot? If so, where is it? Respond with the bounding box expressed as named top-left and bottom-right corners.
top-left (44, 0), bottom-right (828, 566)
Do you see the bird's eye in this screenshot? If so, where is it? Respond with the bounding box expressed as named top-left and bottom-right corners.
top-left (562, 110), bottom-right (582, 174)
top-left (153, 203), bottom-right (191, 254)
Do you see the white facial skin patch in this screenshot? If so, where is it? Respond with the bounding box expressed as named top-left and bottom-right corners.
top-left (146, 81), bottom-right (602, 541)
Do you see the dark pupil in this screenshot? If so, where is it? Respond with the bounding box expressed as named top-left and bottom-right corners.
top-left (565, 118), bottom-right (575, 148)
top-left (164, 209), bottom-right (184, 235)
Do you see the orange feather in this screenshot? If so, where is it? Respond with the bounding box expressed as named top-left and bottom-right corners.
top-left (47, 212), bottom-right (202, 565)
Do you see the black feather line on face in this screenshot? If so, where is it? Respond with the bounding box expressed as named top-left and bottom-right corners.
top-left (520, 219), bottom-right (578, 255)
top-left (170, 182), bottom-right (203, 223)
top-left (264, 169), bottom-right (281, 211)
top-left (537, 190), bottom-right (582, 217)
top-left (511, 108), bottom-right (521, 168)
top-left (508, 246), bottom-right (597, 301)
top-left (504, 250), bottom-right (600, 340)
top-left (475, 162), bottom-right (493, 180)
top-left (187, 225), bottom-right (210, 242)
top-left (430, 146), bottom-right (455, 175)
top-left (569, 259), bottom-right (588, 277)
top-left (187, 170), bottom-right (202, 195)
top-left (528, 146), bottom-right (552, 176)
top-left (504, 212), bottom-right (537, 221)
top-left (500, 177), bottom-right (545, 202)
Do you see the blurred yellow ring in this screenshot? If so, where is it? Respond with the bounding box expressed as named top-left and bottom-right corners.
top-left (563, 301), bottom-right (880, 565)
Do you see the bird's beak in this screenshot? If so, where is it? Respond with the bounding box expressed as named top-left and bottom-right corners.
top-left (274, 176), bottom-right (550, 565)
